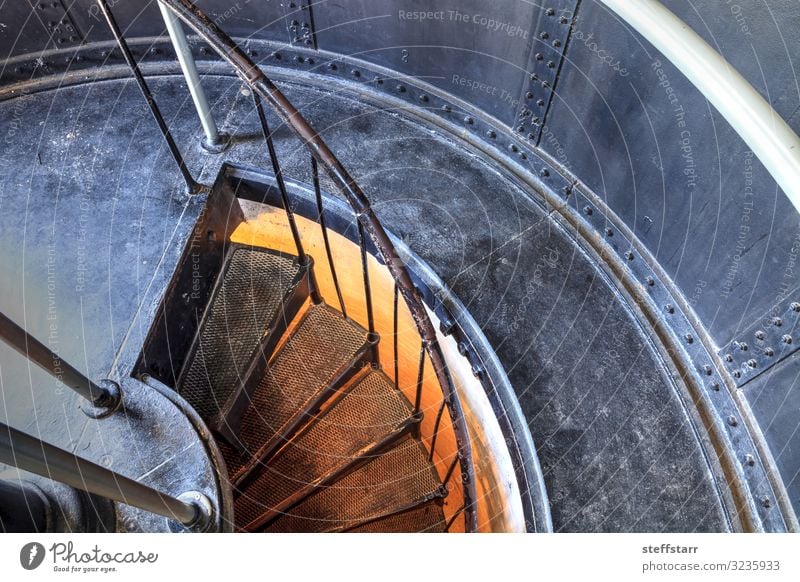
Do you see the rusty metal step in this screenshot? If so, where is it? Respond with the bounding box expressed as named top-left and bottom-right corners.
top-left (225, 303), bottom-right (371, 481)
top-left (258, 435), bottom-right (445, 533)
top-left (177, 246), bottom-right (309, 431)
top-left (234, 370), bottom-right (417, 528)
top-left (340, 500), bottom-right (447, 533)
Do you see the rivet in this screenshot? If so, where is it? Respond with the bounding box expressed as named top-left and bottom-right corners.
top-left (727, 415), bottom-right (738, 427)
top-left (553, 39), bottom-right (562, 47)
top-left (273, 52), bottom-right (282, 60)
top-left (419, 94), bottom-right (429, 102)
top-left (782, 334), bottom-right (793, 344)
top-left (738, 342), bottom-right (749, 351)
top-left (646, 276), bottom-right (655, 287)
top-left (703, 365), bottom-right (713, 376)
top-left (744, 454), bottom-right (755, 467)
top-left (546, 8), bottom-right (556, 16)
top-left (526, 91), bottom-right (534, 99)
top-left (665, 304), bottom-right (675, 314)
top-left (396, 84), bottom-right (406, 93)
top-left (624, 251), bottom-right (634, 261)
top-left (351, 69), bottom-right (360, 77)
top-left (547, 61), bottom-right (556, 69)
top-left (442, 104), bottom-right (451, 112)
top-left (537, 99), bottom-right (545, 106)
top-left (560, 16), bottom-right (569, 24)
top-left (535, 53), bottom-right (544, 61)
top-left (762, 496), bottom-right (771, 508)
top-left (464, 116), bottom-right (474, 125)
top-left (486, 130), bottom-right (496, 139)
top-left (772, 317), bottom-right (782, 327)
top-left (765, 347), bottom-right (774, 357)
top-left (709, 381), bottom-right (720, 392)
top-left (684, 333), bottom-right (694, 344)
top-left (755, 330), bottom-right (766, 340)
top-left (540, 31), bottom-right (550, 39)
top-left (540, 168), bottom-right (550, 177)
top-left (725, 354), bottom-right (733, 362)
top-left (509, 144), bottom-right (519, 153)
top-left (747, 359), bottom-right (757, 368)
top-left (327, 62), bottom-right (337, 70)
top-left (792, 302), bottom-right (800, 312)
top-left (305, 57), bottom-right (314, 65)
top-left (583, 206), bottom-right (593, 216)
top-left (605, 228), bottom-right (613, 236)
top-left (733, 370), bottom-right (742, 379)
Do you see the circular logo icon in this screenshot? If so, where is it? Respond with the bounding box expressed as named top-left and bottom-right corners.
top-left (20, 542), bottom-right (46, 570)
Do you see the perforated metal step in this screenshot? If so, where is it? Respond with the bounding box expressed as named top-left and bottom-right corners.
top-left (345, 501), bottom-right (447, 533)
top-left (260, 435), bottom-right (444, 533)
top-left (177, 246), bottom-right (302, 422)
top-left (235, 370), bottom-right (414, 527)
top-left (228, 303), bottom-right (368, 480)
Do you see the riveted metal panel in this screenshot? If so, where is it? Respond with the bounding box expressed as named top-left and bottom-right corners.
top-left (312, 0), bottom-right (543, 127)
top-left (540, 0), bottom-right (800, 349)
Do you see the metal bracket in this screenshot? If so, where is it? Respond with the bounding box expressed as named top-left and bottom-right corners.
top-left (283, 0), bottom-right (317, 49)
top-left (719, 294), bottom-right (800, 387)
top-left (513, 1), bottom-right (577, 144)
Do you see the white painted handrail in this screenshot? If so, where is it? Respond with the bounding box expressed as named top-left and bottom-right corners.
top-left (600, 0), bottom-right (800, 212)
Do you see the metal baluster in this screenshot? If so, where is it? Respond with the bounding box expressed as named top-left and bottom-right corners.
top-left (428, 399), bottom-right (447, 462)
top-left (443, 454), bottom-right (460, 486)
top-left (95, 0), bottom-right (201, 194)
top-left (0, 312), bottom-right (119, 410)
top-left (414, 342), bottom-right (425, 413)
top-left (393, 284), bottom-right (399, 389)
top-left (253, 91), bottom-right (307, 264)
top-left (0, 422), bottom-right (212, 530)
top-left (445, 504), bottom-right (466, 532)
top-left (356, 220), bottom-right (376, 336)
top-left (312, 156), bottom-right (346, 316)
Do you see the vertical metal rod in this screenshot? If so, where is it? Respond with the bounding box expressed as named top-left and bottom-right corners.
top-left (0, 479), bottom-right (50, 533)
top-left (311, 156), bottom-right (346, 317)
top-left (445, 504), bottom-right (466, 532)
top-left (443, 454), bottom-right (460, 486)
top-left (393, 284), bottom-right (399, 390)
top-left (158, 2), bottom-right (223, 150)
top-left (428, 399), bottom-right (447, 462)
top-left (95, 0), bottom-right (201, 194)
top-left (252, 91), bottom-right (306, 264)
top-left (413, 342), bottom-right (425, 413)
top-left (0, 312), bottom-right (118, 409)
top-left (0, 422), bottom-right (204, 528)
top-left (356, 220), bottom-right (376, 336)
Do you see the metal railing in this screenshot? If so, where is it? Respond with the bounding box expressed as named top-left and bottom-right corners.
top-left (126, 0), bottom-right (476, 530)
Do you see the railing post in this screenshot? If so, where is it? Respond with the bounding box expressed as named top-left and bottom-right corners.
top-left (157, 2), bottom-right (227, 153)
top-left (0, 422), bottom-right (214, 531)
top-left (0, 311), bottom-right (120, 411)
top-left (95, 0), bottom-right (202, 194)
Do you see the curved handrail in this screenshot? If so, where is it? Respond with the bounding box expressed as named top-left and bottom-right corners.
top-left (156, 0), bottom-right (478, 531)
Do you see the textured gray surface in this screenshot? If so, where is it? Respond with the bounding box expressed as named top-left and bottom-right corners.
top-left (0, 75), bottom-right (731, 531)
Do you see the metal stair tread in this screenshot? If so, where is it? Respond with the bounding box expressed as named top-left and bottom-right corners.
top-left (261, 435), bottom-right (442, 532)
top-left (344, 501), bottom-right (446, 533)
top-left (178, 246), bottom-right (300, 422)
top-left (233, 303), bottom-right (368, 471)
top-left (234, 370), bottom-right (413, 526)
